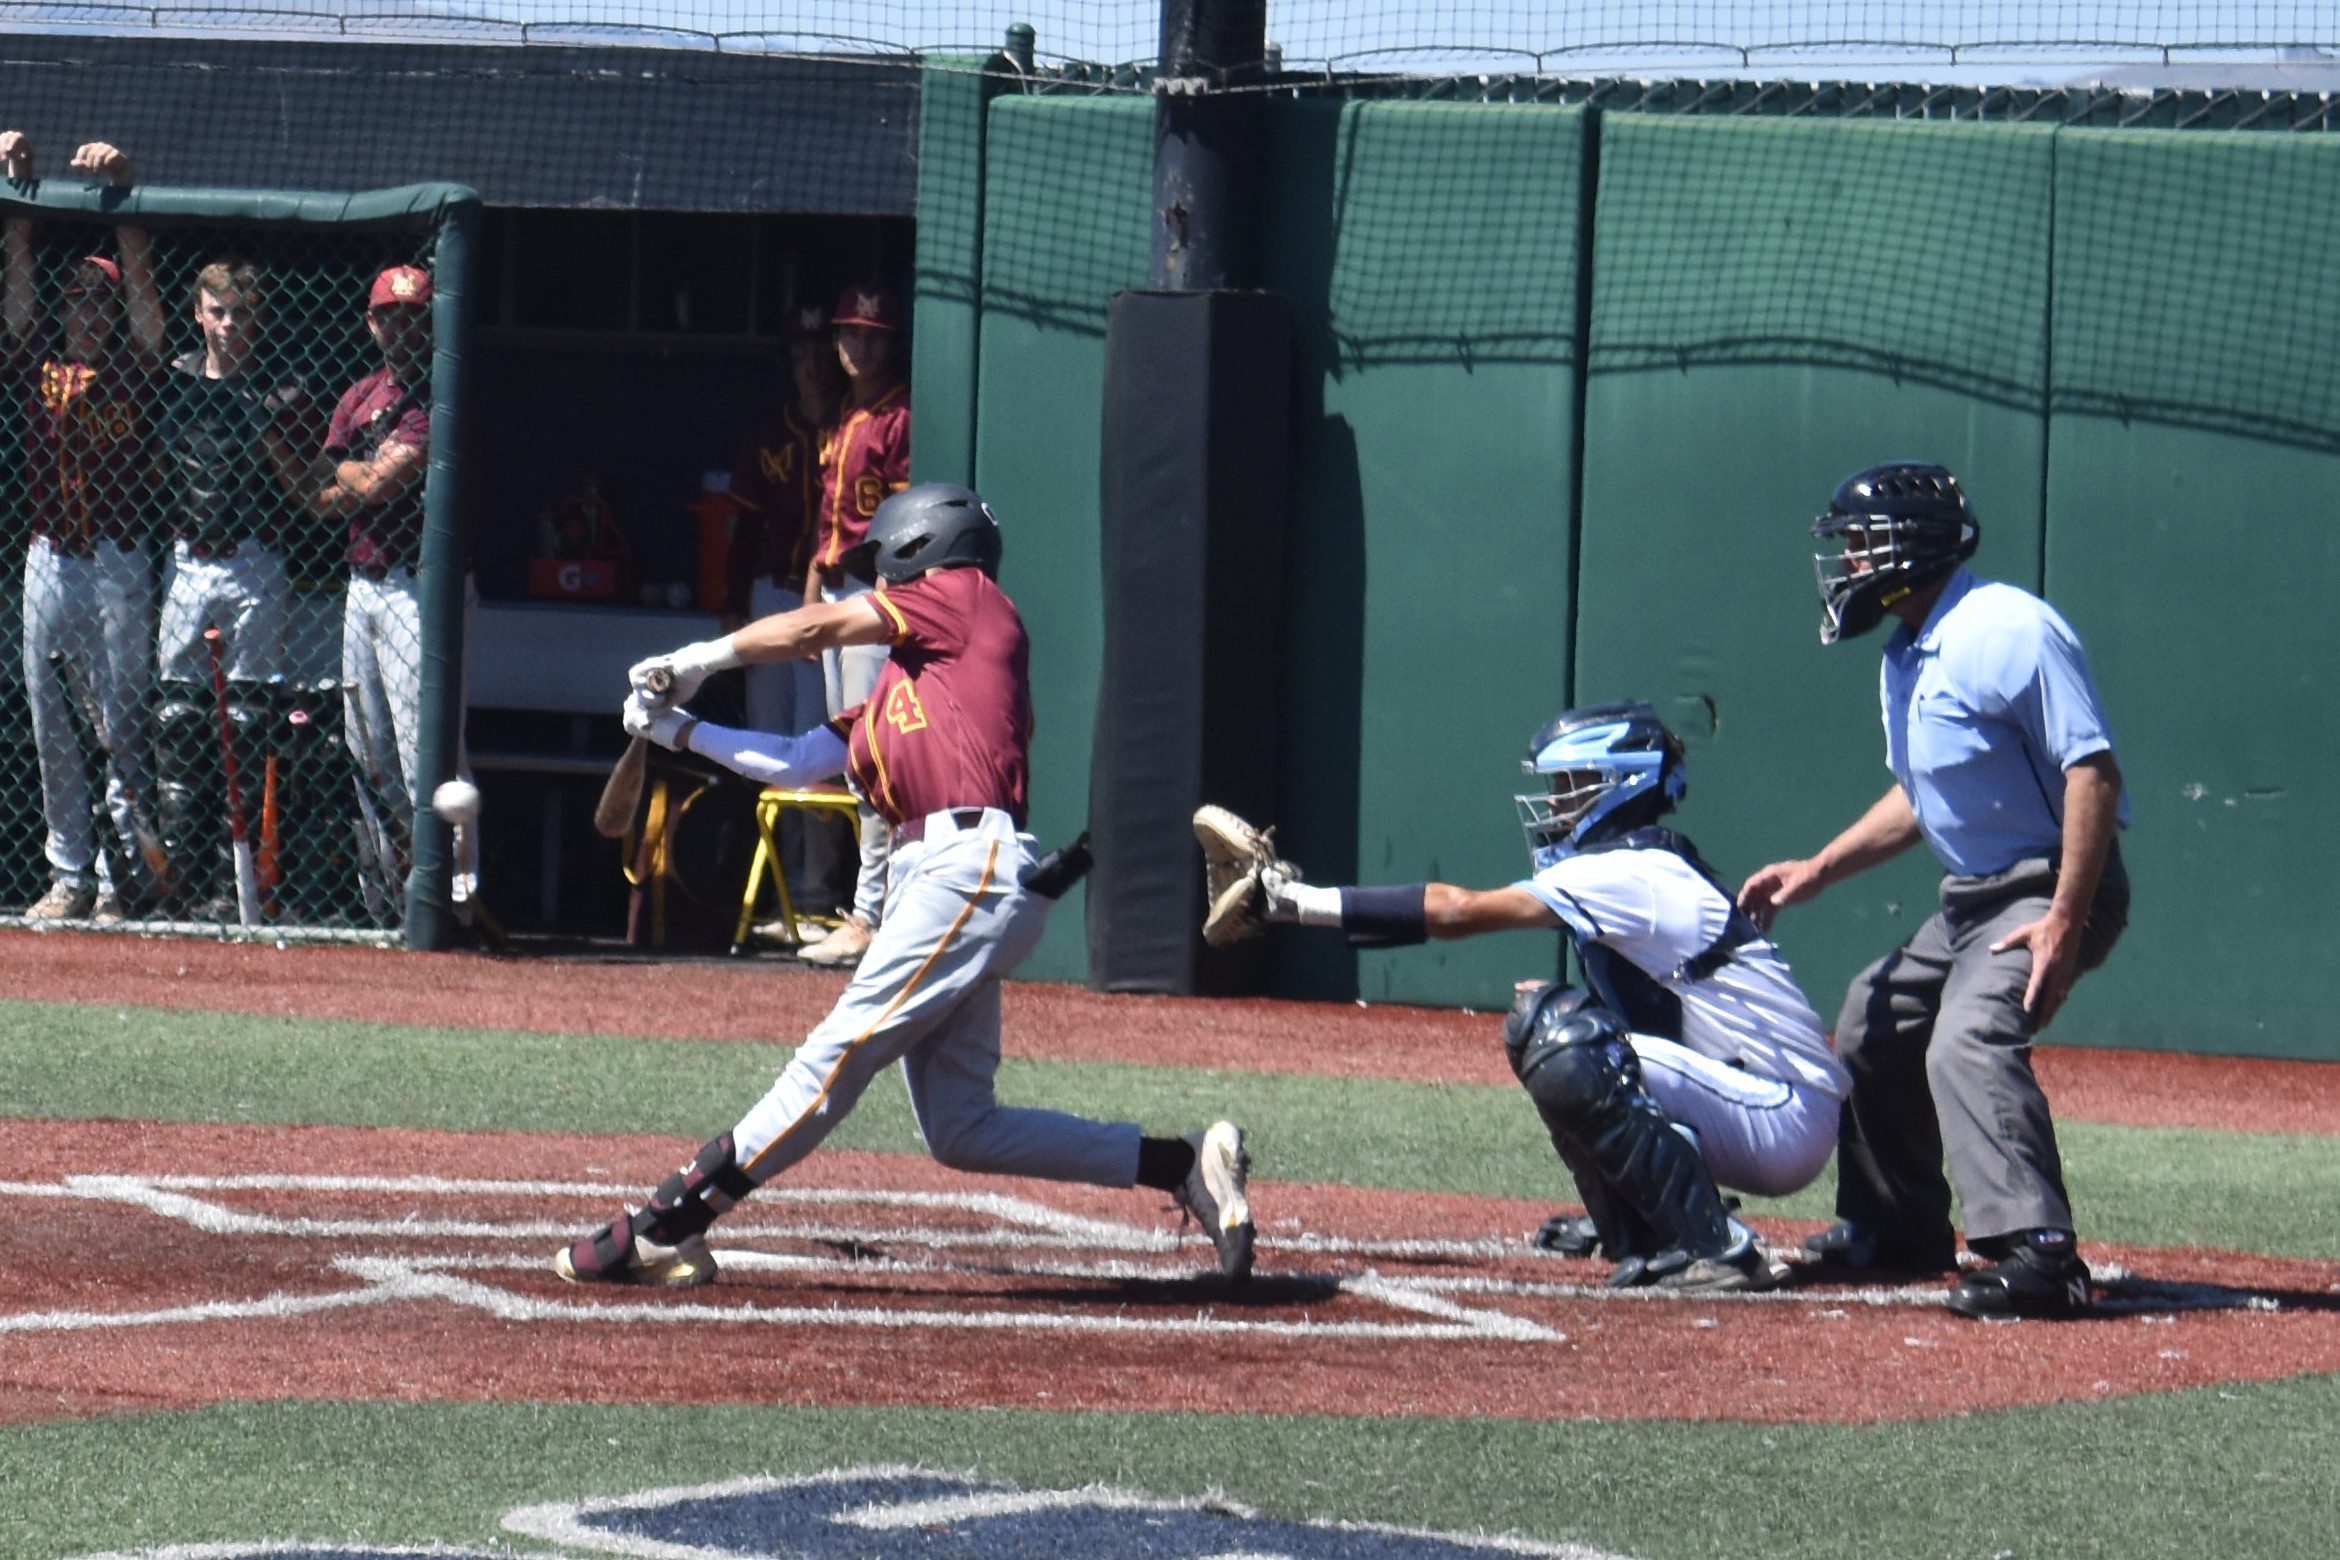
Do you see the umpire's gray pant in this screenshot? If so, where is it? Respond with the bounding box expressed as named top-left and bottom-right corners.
top-left (1831, 848), bottom-right (2128, 1246)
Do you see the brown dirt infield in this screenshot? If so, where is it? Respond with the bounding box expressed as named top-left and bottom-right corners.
top-left (4, 1118), bottom-right (2338, 1432)
top-left (6, 929), bottom-right (2339, 1132)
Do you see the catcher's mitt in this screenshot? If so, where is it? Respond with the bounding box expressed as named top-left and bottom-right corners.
top-left (1193, 804), bottom-right (1299, 947)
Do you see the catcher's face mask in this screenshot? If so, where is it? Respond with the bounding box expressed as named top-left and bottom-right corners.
top-left (1514, 706), bottom-right (1686, 871)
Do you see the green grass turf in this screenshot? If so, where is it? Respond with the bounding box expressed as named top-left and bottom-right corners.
top-left (5, 997), bottom-right (2338, 1258)
top-left (4, 1389), bottom-right (2338, 1560)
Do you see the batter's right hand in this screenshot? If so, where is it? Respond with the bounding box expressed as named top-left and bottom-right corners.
top-left (1737, 858), bottom-right (1823, 932)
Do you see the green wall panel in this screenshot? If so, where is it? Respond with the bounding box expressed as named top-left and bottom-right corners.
top-left (1578, 117), bottom-right (2055, 1024)
top-left (1262, 101), bottom-right (1587, 1008)
top-left (909, 61), bottom-right (995, 487)
top-left (2044, 130), bottom-right (2340, 1059)
top-left (972, 96), bottom-right (1156, 982)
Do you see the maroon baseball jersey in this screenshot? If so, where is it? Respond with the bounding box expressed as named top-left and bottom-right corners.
top-left (324, 365), bottom-right (430, 571)
top-left (724, 400), bottom-right (822, 612)
top-left (836, 566), bottom-right (1032, 828)
top-left (12, 346), bottom-right (155, 553)
top-left (813, 381), bottom-right (910, 576)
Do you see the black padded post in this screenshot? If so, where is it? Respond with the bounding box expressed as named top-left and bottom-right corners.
top-left (1088, 288), bottom-right (1291, 994)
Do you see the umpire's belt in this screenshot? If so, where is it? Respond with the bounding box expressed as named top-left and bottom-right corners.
top-left (895, 806), bottom-right (1005, 846)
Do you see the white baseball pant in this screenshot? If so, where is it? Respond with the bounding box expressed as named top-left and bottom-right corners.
top-left (342, 566), bottom-right (479, 917)
top-left (1628, 1032), bottom-right (1839, 1199)
top-left (157, 539), bottom-right (289, 684)
top-left (728, 806), bottom-right (1139, 1188)
top-left (20, 537), bottom-right (155, 894)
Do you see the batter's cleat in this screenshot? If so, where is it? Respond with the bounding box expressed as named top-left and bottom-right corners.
top-left (1946, 1233), bottom-right (2092, 1321)
top-left (25, 880), bottom-right (96, 921)
top-left (797, 914), bottom-right (872, 968)
top-left (1532, 1211), bottom-right (1603, 1258)
top-left (1174, 1121), bottom-right (1255, 1284)
top-left (1796, 1219), bottom-right (1958, 1275)
top-left (553, 1211), bottom-right (719, 1290)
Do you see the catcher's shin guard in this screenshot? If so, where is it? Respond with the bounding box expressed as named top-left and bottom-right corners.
top-left (637, 1132), bottom-right (758, 1245)
top-left (1506, 985), bottom-right (1735, 1262)
top-left (154, 681), bottom-right (221, 907)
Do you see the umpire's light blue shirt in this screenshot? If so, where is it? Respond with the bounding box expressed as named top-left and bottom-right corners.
top-left (1881, 566), bottom-right (2130, 878)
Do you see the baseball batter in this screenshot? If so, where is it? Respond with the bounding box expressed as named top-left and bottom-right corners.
top-left (795, 281), bottom-right (912, 967)
top-left (1740, 462), bottom-right (2129, 1320)
top-left (554, 484), bottom-right (1256, 1290)
top-left (1231, 702), bottom-right (1845, 1292)
top-left (3, 134), bottom-right (167, 924)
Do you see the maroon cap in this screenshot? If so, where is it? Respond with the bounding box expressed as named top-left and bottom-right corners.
top-left (63, 255), bottom-right (121, 297)
top-left (832, 281), bottom-right (905, 333)
top-left (368, 266), bottom-right (432, 309)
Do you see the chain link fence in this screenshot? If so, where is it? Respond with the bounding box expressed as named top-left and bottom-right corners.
top-left (1, 177), bottom-right (475, 942)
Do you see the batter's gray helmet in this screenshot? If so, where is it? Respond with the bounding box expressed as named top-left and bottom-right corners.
top-left (864, 483), bottom-right (1002, 583)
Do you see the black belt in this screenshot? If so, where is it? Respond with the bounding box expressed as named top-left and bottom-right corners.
top-left (895, 807), bottom-right (988, 844)
top-left (354, 561), bottom-right (412, 580)
top-left (183, 537), bottom-right (256, 559)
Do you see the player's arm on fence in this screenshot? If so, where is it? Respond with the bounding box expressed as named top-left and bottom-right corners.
top-left (70, 143), bottom-right (166, 361)
top-left (2, 131), bottom-right (36, 343)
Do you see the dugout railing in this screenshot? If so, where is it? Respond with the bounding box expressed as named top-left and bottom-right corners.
top-left (0, 176), bottom-right (480, 950)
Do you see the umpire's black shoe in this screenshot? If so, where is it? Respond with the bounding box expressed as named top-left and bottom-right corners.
top-left (1796, 1219), bottom-right (1958, 1275)
top-left (1947, 1231), bottom-right (2093, 1320)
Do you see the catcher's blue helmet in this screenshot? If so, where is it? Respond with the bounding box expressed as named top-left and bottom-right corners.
top-left (1516, 701), bottom-right (1686, 870)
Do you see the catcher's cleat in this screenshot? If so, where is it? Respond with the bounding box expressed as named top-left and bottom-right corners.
top-left (1796, 1219), bottom-right (1958, 1275)
top-left (554, 1210), bottom-right (719, 1290)
top-left (1657, 1235), bottom-right (1791, 1295)
top-left (1946, 1235), bottom-right (2092, 1321)
top-left (1174, 1121), bottom-right (1256, 1284)
top-left (1532, 1211), bottom-right (1604, 1258)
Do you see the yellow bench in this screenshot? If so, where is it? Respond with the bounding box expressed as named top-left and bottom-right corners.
top-left (730, 785), bottom-right (861, 956)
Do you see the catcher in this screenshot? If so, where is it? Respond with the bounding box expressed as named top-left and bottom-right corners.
top-left (1197, 701), bottom-right (1848, 1293)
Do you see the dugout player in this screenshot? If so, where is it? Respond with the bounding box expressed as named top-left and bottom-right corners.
top-left (723, 303), bottom-right (845, 923)
top-left (151, 257), bottom-right (302, 919)
top-left (553, 484), bottom-right (1257, 1290)
top-left (795, 281), bottom-right (912, 968)
top-left (292, 264), bottom-right (476, 924)
top-left (1739, 462), bottom-right (2129, 1320)
top-left (1248, 701), bottom-right (1847, 1293)
top-left (3, 134), bottom-right (167, 924)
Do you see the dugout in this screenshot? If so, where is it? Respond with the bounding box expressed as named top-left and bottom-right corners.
top-left (0, 26), bottom-right (919, 935)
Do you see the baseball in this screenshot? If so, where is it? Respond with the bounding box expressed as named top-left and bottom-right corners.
top-left (431, 778), bottom-right (482, 825)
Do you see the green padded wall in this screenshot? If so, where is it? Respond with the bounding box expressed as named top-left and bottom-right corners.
top-left (971, 96), bottom-right (1157, 982)
top-left (910, 62), bottom-right (995, 487)
top-left (2043, 130), bottom-right (2340, 1059)
top-left (1577, 116), bottom-right (2057, 1027)
top-left (1261, 101), bottom-right (1588, 1009)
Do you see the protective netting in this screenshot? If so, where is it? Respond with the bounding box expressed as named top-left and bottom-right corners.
top-left (0, 188), bottom-right (454, 935)
top-left (5, 3), bottom-right (2337, 72)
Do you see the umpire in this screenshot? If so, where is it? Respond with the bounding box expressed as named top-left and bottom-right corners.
top-left (1738, 462), bottom-right (2129, 1320)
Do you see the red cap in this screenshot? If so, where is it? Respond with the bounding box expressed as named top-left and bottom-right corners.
top-left (831, 281), bottom-right (905, 333)
top-left (368, 265), bottom-right (432, 309)
top-left (64, 255), bottom-right (121, 297)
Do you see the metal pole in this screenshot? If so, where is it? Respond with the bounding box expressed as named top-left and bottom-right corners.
top-left (403, 192), bottom-right (483, 948)
top-left (1150, 0), bottom-right (1268, 289)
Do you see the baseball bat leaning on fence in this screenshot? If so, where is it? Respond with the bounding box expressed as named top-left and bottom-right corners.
top-left (203, 627), bottom-right (263, 926)
top-left (52, 649), bottom-right (174, 900)
top-left (593, 666), bottom-right (673, 838)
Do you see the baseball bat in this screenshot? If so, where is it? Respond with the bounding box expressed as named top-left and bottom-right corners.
top-left (593, 666), bottom-right (672, 838)
top-left (204, 627), bottom-right (263, 927)
top-left (52, 649), bottom-right (174, 899)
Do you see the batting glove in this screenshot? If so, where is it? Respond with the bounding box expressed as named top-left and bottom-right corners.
top-left (628, 635), bottom-right (741, 707)
top-left (621, 692), bottom-right (699, 752)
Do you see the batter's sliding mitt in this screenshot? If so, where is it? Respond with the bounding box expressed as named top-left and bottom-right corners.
top-left (1194, 804), bottom-right (1299, 947)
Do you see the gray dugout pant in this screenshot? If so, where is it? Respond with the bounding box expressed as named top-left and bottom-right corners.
top-left (1831, 846), bottom-right (2129, 1246)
